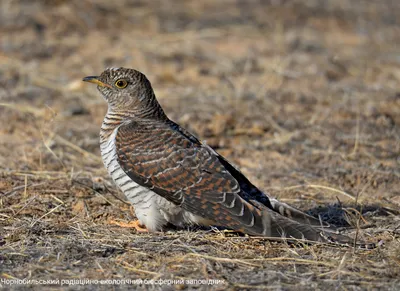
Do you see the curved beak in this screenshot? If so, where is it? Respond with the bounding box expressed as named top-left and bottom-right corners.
top-left (82, 76), bottom-right (112, 88)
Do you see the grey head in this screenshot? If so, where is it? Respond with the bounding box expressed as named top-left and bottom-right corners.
top-left (83, 67), bottom-right (167, 120)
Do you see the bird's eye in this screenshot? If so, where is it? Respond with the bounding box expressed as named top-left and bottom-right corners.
top-left (115, 79), bottom-right (128, 88)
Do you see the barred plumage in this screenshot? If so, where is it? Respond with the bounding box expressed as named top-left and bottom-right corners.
top-left (83, 67), bottom-right (375, 248)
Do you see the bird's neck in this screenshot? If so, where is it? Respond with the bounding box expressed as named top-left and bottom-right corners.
top-left (100, 107), bottom-right (169, 144)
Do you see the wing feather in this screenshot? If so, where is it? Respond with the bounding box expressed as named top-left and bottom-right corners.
top-left (115, 120), bottom-right (269, 234)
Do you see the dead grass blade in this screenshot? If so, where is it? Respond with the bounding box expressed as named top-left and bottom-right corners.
top-left (281, 184), bottom-right (356, 201)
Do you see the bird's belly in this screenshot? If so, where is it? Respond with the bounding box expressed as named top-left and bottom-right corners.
top-left (100, 129), bottom-right (208, 231)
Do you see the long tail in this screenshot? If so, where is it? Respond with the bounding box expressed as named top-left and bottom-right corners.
top-left (247, 200), bottom-right (375, 249)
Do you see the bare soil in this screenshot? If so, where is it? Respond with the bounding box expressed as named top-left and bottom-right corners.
top-left (1, 0), bottom-right (399, 290)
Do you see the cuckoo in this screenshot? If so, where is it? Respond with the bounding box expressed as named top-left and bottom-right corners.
top-left (83, 67), bottom-right (374, 248)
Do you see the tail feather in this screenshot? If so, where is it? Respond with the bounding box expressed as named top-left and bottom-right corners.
top-left (248, 201), bottom-right (375, 249)
top-left (268, 197), bottom-right (331, 228)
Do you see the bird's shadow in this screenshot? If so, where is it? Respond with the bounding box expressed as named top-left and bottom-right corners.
top-left (306, 202), bottom-right (398, 228)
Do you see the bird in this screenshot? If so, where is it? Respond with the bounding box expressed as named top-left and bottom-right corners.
top-left (83, 67), bottom-right (374, 248)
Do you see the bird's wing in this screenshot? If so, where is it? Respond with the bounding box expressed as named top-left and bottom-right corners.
top-left (115, 119), bottom-right (271, 235)
top-left (115, 119), bottom-right (329, 239)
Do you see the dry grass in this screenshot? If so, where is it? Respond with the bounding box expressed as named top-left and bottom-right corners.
top-left (1, 0), bottom-right (400, 290)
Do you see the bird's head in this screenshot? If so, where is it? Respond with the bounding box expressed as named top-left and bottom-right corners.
top-left (83, 67), bottom-right (166, 119)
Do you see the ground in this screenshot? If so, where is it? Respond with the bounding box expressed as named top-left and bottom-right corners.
top-left (0, 0), bottom-right (400, 290)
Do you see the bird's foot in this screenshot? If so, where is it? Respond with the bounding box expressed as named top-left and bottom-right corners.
top-left (109, 219), bottom-right (148, 233)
